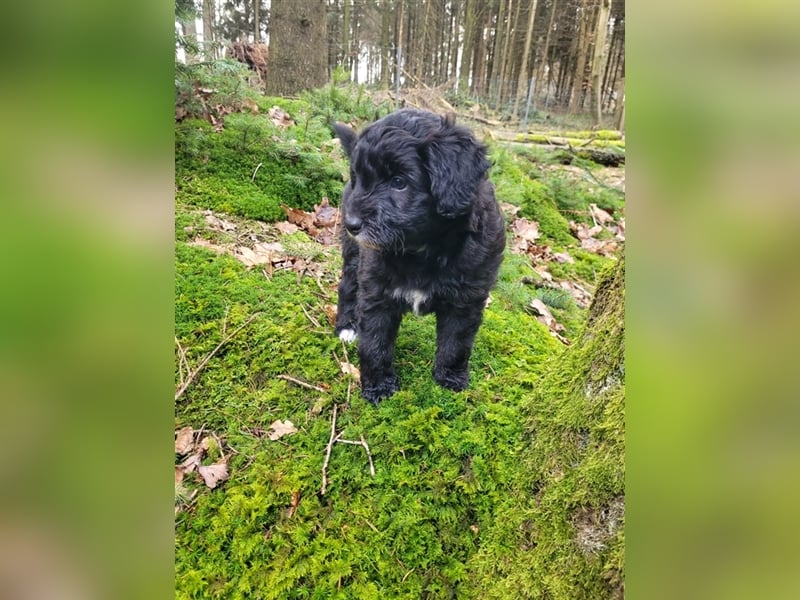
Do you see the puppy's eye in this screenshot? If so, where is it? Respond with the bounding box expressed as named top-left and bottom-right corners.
top-left (390, 176), bottom-right (407, 191)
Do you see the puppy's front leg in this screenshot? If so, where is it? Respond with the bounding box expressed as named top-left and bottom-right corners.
top-left (433, 303), bottom-right (485, 391)
top-left (358, 301), bottom-right (403, 404)
top-left (335, 236), bottom-right (360, 343)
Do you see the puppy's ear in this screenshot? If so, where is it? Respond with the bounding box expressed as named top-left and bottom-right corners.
top-left (333, 122), bottom-right (358, 158)
top-left (422, 125), bottom-right (491, 218)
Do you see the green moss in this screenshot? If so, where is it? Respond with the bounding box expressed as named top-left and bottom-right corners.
top-left (466, 257), bottom-right (625, 599)
top-left (175, 112), bottom-right (346, 223)
top-left (490, 148), bottom-right (573, 246)
top-left (174, 81), bottom-right (624, 598)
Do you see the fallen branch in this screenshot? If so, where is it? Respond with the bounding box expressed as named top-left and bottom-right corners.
top-left (277, 374), bottom-right (328, 393)
top-left (334, 434), bottom-right (375, 475)
top-left (321, 404), bottom-right (339, 495)
top-left (175, 336), bottom-right (190, 389)
top-left (320, 394), bottom-right (376, 494)
top-left (328, 434), bottom-right (376, 479)
top-left (175, 312), bottom-right (261, 401)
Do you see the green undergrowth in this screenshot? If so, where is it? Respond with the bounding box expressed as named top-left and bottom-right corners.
top-left (467, 257), bottom-right (625, 599)
top-left (175, 71), bottom-right (624, 598)
top-left (175, 217), bottom-right (561, 598)
top-left (175, 203), bottom-right (624, 598)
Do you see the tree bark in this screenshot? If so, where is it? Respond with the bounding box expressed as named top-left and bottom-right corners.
top-left (533, 0), bottom-right (557, 109)
top-left (380, 0), bottom-right (391, 88)
top-left (202, 0), bottom-right (215, 60)
top-left (458, 0), bottom-right (476, 95)
top-left (265, 0), bottom-right (328, 95)
top-left (568, 0), bottom-right (590, 113)
top-left (512, 0), bottom-right (538, 118)
top-left (591, 0), bottom-right (612, 127)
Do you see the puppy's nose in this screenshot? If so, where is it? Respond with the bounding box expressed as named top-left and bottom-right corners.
top-left (344, 215), bottom-right (363, 235)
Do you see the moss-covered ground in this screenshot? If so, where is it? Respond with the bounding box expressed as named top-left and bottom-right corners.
top-left (175, 75), bottom-right (624, 599)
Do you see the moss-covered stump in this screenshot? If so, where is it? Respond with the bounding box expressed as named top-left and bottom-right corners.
top-left (467, 255), bottom-right (625, 599)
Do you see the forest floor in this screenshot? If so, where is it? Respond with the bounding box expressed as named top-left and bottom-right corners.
top-left (174, 79), bottom-right (625, 599)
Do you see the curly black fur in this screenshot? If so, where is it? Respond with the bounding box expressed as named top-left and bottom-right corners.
top-left (333, 109), bottom-right (505, 404)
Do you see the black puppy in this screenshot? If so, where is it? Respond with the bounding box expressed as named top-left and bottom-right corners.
top-left (333, 109), bottom-right (505, 404)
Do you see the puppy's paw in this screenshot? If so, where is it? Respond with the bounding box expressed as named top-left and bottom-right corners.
top-left (337, 328), bottom-right (358, 344)
top-left (433, 366), bottom-right (469, 392)
top-left (361, 375), bottom-right (399, 405)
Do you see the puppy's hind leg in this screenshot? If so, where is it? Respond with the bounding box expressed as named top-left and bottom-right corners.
top-left (335, 236), bottom-right (360, 343)
top-left (433, 303), bottom-right (485, 391)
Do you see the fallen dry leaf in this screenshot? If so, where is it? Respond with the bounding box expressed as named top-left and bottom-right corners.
top-left (287, 490), bottom-right (301, 518)
top-left (268, 420), bottom-right (298, 441)
top-left (175, 426), bottom-right (194, 455)
top-left (499, 202), bottom-right (521, 216)
top-left (559, 280), bottom-right (593, 308)
top-left (275, 221), bottom-right (299, 235)
top-left (339, 361), bottom-right (361, 381)
top-left (552, 251), bottom-right (575, 264)
top-left (190, 237), bottom-right (227, 254)
top-left (580, 237), bottom-right (618, 256)
top-left (511, 218), bottom-right (540, 243)
top-left (179, 452), bottom-right (201, 473)
top-left (529, 298), bottom-right (569, 344)
top-left (589, 203), bottom-right (614, 225)
top-left (534, 265), bottom-right (553, 281)
top-left (322, 304), bottom-right (338, 325)
top-left (313, 198), bottom-right (339, 228)
top-left (198, 461), bottom-right (230, 489)
top-left (235, 242), bottom-right (285, 267)
top-left (282, 205), bottom-right (318, 235)
top-left (204, 213), bottom-right (237, 231)
top-left (268, 105), bottom-right (295, 128)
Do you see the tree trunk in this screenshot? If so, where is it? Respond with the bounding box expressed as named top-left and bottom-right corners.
top-left (202, 0), bottom-right (215, 60)
top-left (449, 0), bottom-right (461, 87)
top-left (342, 0), bottom-right (351, 73)
top-left (568, 0), bottom-right (590, 113)
top-left (591, 0), bottom-right (611, 127)
top-left (253, 0), bottom-right (261, 42)
top-left (183, 17), bottom-right (198, 64)
top-left (265, 0), bottom-right (328, 95)
top-left (488, 0), bottom-right (507, 101)
top-left (380, 0), bottom-right (391, 88)
top-left (512, 0), bottom-right (538, 118)
top-left (395, 0), bottom-right (405, 103)
top-left (352, 1), bottom-right (361, 83)
top-left (458, 0), bottom-right (476, 95)
top-left (534, 0), bottom-right (557, 109)
top-left (494, 0), bottom-right (519, 109)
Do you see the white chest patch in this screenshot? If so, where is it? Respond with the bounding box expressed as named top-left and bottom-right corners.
top-left (391, 288), bottom-right (430, 315)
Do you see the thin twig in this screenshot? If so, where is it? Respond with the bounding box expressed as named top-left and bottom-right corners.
top-left (362, 518), bottom-right (380, 533)
top-left (277, 374), bottom-right (328, 393)
top-left (334, 436), bottom-right (375, 477)
top-left (300, 304), bottom-right (321, 328)
top-left (251, 162), bottom-right (263, 182)
top-left (221, 305), bottom-right (230, 338)
top-left (321, 404), bottom-right (338, 495)
top-left (175, 336), bottom-right (189, 387)
top-left (174, 312), bottom-right (261, 401)
top-left (361, 434), bottom-right (375, 476)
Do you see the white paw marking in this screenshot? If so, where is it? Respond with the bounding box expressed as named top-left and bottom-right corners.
top-left (338, 328), bottom-right (358, 343)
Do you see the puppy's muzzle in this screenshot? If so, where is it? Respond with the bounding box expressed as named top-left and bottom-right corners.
top-left (343, 214), bottom-right (363, 236)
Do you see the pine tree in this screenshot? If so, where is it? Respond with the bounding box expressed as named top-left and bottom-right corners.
top-left (265, 0), bottom-right (328, 95)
